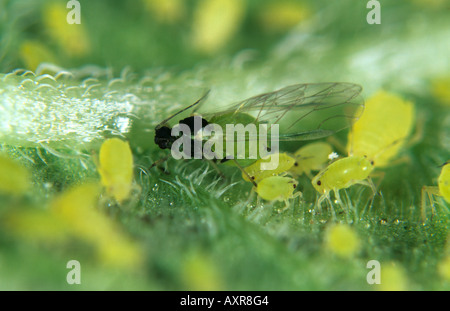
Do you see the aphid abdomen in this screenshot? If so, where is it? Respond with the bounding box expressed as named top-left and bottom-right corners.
top-left (421, 162), bottom-right (450, 220)
top-left (176, 115), bottom-right (210, 159)
top-left (242, 153), bottom-right (295, 182)
top-left (255, 176), bottom-right (298, 202)
top-left (347, 91), bottom-right (414, 166)
top-left (179, 115), bottom-right (209, 134)
top-left (312, 156), bottom-right (374, 194)
top-left (291, 142), bottom-right (333, 176)
top-left (209, 112), bottom-right (264, 166)
top-left (333, 156), bottom-right (373, 190)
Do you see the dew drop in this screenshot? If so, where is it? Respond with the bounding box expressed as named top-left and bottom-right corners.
top-left (152, 183), bottom-right (159, 191)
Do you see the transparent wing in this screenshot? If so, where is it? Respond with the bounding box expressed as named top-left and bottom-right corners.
top-left (200, 82), bottom-right (364, 141)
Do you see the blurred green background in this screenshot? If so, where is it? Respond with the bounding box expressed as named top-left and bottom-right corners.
top-left (0, 0), bottom-right (449, 290)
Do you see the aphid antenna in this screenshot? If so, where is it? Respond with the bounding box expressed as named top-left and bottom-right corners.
top-left (155, 89), bottom-right (210, 130)
top-left (353, 178), bottom-right (378, 198)
top-left (438, 160), bottom-right (450, 168)
top-left (192, 89), bottom-right (212, 113)
top-left (421, 185), bottom-right (440, 221)
top-left (231, 158), bottom-right (257, 187)
top-left (403, 113), bottom-right (425, 148)
top-left (294, 154), bottom-right (315, 161)
top-left (315, 193), bottom-right (330, 213)
top-left (343, 190), bottom-right (358, 223)
top-left (366, 135), bottom-right (411, 166)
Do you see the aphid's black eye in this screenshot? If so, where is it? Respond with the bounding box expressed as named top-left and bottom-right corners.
top-left (293, 184), bottom-right (297, 189)
top-left (294, 162), bottom-right (298, 167)
top-left (317, 180), bottom-right (322, 186)
top-left (251, 176), bottom-right (255, 180)
top-left (370, 160), bottom-right (375, 166)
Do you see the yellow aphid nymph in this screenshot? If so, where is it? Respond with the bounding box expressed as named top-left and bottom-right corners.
top-left (325, 224), bottom-right (360, 258)
top-left (242, 153), bottom-right (295, 183)
top-left (290, 142), bottom-right (333, 178)
top-left (422, 161), bottom-right (450, 219)
top-left (97, 138), bottom-right (134, 203)
top-left (347, 90), bottom-right (415, 167)
top-left (312, 155), bottom-right (375, 206)
top-left (440, 162), bottom-right (450, 202)
top-left (254, 176), bottom-right (300, 206)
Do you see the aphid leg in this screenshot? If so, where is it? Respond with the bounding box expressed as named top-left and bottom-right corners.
top-left (293, 191), bottom-right (302, 199)
top-left (327, 189), bottom-right (340, 220)
top-left (232, 158), bottom-right (257, 187)
top-left (149, 155), bottom-right (170, 174)
top-left (316, 192), bottom-right (330, 213)
top-left (367, 177), bottom-right (378, 197)
top-left (370, 171), bottom-right (385, 191)
top-left (316, 195), bottom-right (324, 212)
top-left (278, 192), bottom-right (301, 214)
top-left (421, 186), bottom-right (439, 221)
top-left (334, 189), bottom-right (342, 204)
top-left (278, 200), bottom-right (291, 213)
top-left (290, 191), bottom-right (302, 212)
top-left (354, 178), bottom-right (378, 198)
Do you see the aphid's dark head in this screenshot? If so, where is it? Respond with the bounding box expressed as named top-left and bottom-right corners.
top-left (154, 126), bottom-right (177, 150)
